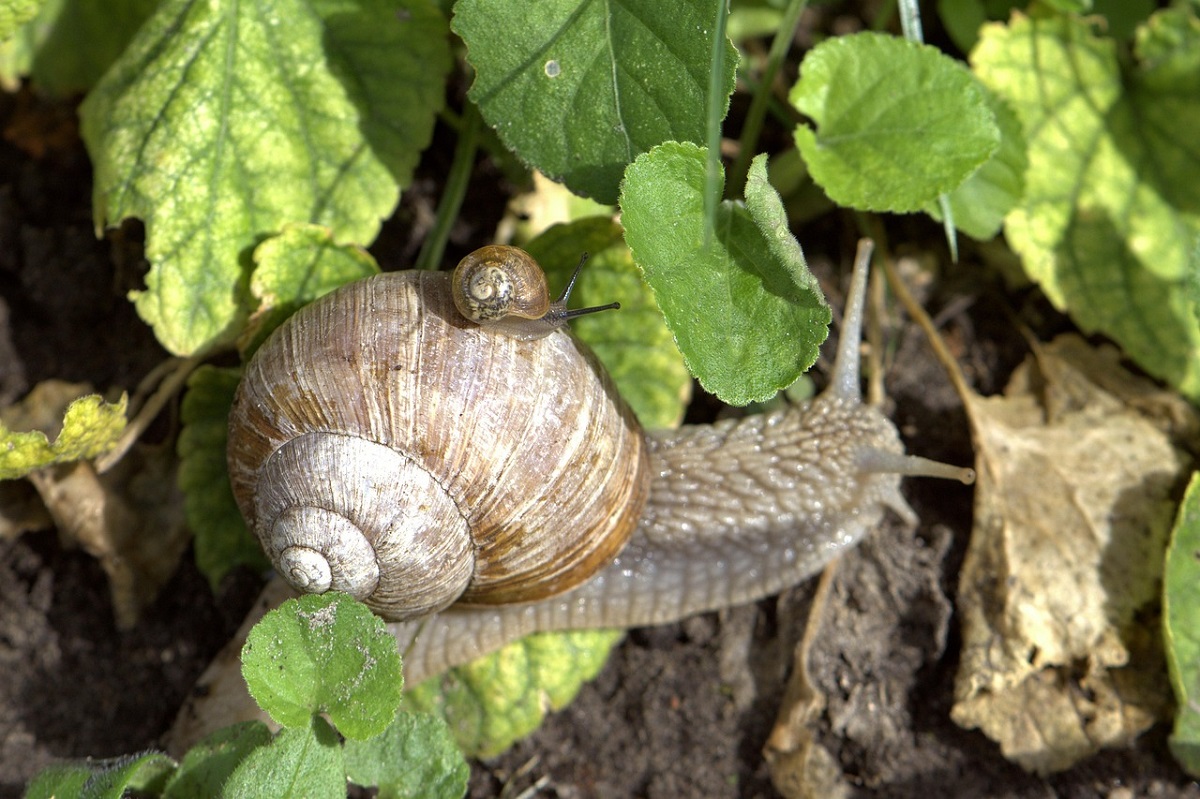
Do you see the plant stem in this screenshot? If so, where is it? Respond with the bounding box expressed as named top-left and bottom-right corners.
top-left (703, 0), bottom-right (731, 244)
top-left (897, 0), bottom-right (924, 43)
top-left (727, 0), bottom-right (808, 196)
top-left (415, 102), bottom-right (482, 271)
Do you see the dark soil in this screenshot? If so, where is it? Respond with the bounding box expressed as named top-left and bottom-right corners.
top-left (2, 28), bottom-right (1199, 799)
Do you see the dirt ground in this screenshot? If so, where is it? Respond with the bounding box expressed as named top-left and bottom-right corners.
top-left (1, 66), bottom-right (1199, 799)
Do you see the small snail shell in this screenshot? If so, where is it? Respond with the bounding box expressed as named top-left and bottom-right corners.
top-left (452, 245), bottom-right (549, 323)
top-left (226, 241), bottom-right (974, 658)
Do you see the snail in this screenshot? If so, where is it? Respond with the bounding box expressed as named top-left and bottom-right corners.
top-left (449, 244), bottom-right (619, 339)
top-left (225, 238), bottom-right (975, 686)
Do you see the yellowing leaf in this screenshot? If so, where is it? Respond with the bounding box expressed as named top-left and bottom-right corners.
top-left (80, 0), bottom-right (450, 355)
top-left (406, 628), bottom-right (622, 758)
top-left (0, 382), bottom-right (127, 479)
top-left (971, 11), bottom-right (1200, 398)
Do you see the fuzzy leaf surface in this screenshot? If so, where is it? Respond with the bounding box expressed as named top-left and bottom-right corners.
top-left (162, 721), bottom-right (272, 799)
top-left (223, 718), bottom-right (343, 799)
top-left (344, 712), bottom-right (469, 799)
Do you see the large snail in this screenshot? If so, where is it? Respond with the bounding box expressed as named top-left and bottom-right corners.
top-left (223, 239), bottom-right (974, 687)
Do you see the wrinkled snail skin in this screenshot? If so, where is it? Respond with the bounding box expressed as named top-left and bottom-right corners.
top-left (226, 240), bottom-right (975, 687)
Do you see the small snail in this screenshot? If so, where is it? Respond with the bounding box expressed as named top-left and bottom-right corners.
top-left (450, 244), bottom-right (619, 339)
top-left (226, 239), bottom-right (974, 684)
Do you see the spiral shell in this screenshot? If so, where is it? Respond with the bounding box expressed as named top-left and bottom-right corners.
top-left (227, 268), bottom-right (650, 621)
top-left (452, 245), bottom-right (550, 323)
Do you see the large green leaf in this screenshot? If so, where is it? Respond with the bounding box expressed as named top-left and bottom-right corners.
top-left (790, 31), bottom-right (1000, 213)
top-left (344, 712), bottom-right (469, 799)
top-left (162, 722), bottom-right (272, 799)
top-left (243, 223), bottom-right (381, 357)
top-left (222, 718), bottom-right (344, 799)
top-left (454, 0), bottom-right (737, 204)
top-left (24, 753), bottom-right (175, 799)
top-left (80, 0), bottom-right (450, 355)
top-left (971, 9), bottom-right (1200, 398)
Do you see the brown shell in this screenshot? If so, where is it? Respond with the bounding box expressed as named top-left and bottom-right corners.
top-left (451, 245), bottom-right (550, 322)
top-left (227, 270), bottom-right (650, 617)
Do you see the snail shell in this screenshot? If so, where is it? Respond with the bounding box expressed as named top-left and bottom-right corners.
top-left (452, 244), bottom-right (549, 323)
top-left (227, 264), bottom-right (649, 621)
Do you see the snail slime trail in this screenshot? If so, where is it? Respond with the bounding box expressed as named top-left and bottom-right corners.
top-left (225, 239), bottom-right (974, 684)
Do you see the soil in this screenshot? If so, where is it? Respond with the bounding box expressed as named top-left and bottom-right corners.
top-left (2, 19), bottom-right (1199, 799)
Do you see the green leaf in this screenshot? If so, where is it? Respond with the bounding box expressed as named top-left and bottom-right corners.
top-left (25, 752), bottom-right (175, 799)
top-left (971, 11), bottom-right (1200, 398)
top-left (243, 223), bottom-right (382, 357)
top-left (241, 592), bottom-right (404, 740)
top-left (223, 717), bottom-right (344, 799)
top-left (162, 722), bottom-right (272, 799)
top-left (926, 86), bottom-right (1027, 240)
top-left (406, 628), bottom-right (622, 758)
top-left (523, 217), bottom-right (690, 429)
top-left (344, 712), bottom-right (469, 799)
top-left (79, 0), bottom-right (451, 355)
top-left (790, 31), bottom-right (1000, 213)
top-left (178, 366), bottom-right (269, 591)
top-left (620, 144), bottom-right (830, 405)
top-left (0, 0), bottom-right (155, 94)
top-left (0, 393), bottom-right (127, 480)
top-left (0, 0), bottom-right (41, 42)
top-left (454, 0), bottom-right (738, 205)
top-left (1166, 472), bottom-right (1200, 776)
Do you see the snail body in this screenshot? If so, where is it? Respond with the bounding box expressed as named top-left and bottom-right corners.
top-left (226, 240), bottom-right (974, 682)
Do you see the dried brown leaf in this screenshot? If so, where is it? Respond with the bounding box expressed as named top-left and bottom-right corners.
top-left (952, 334), bottom-right (1192, 773)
